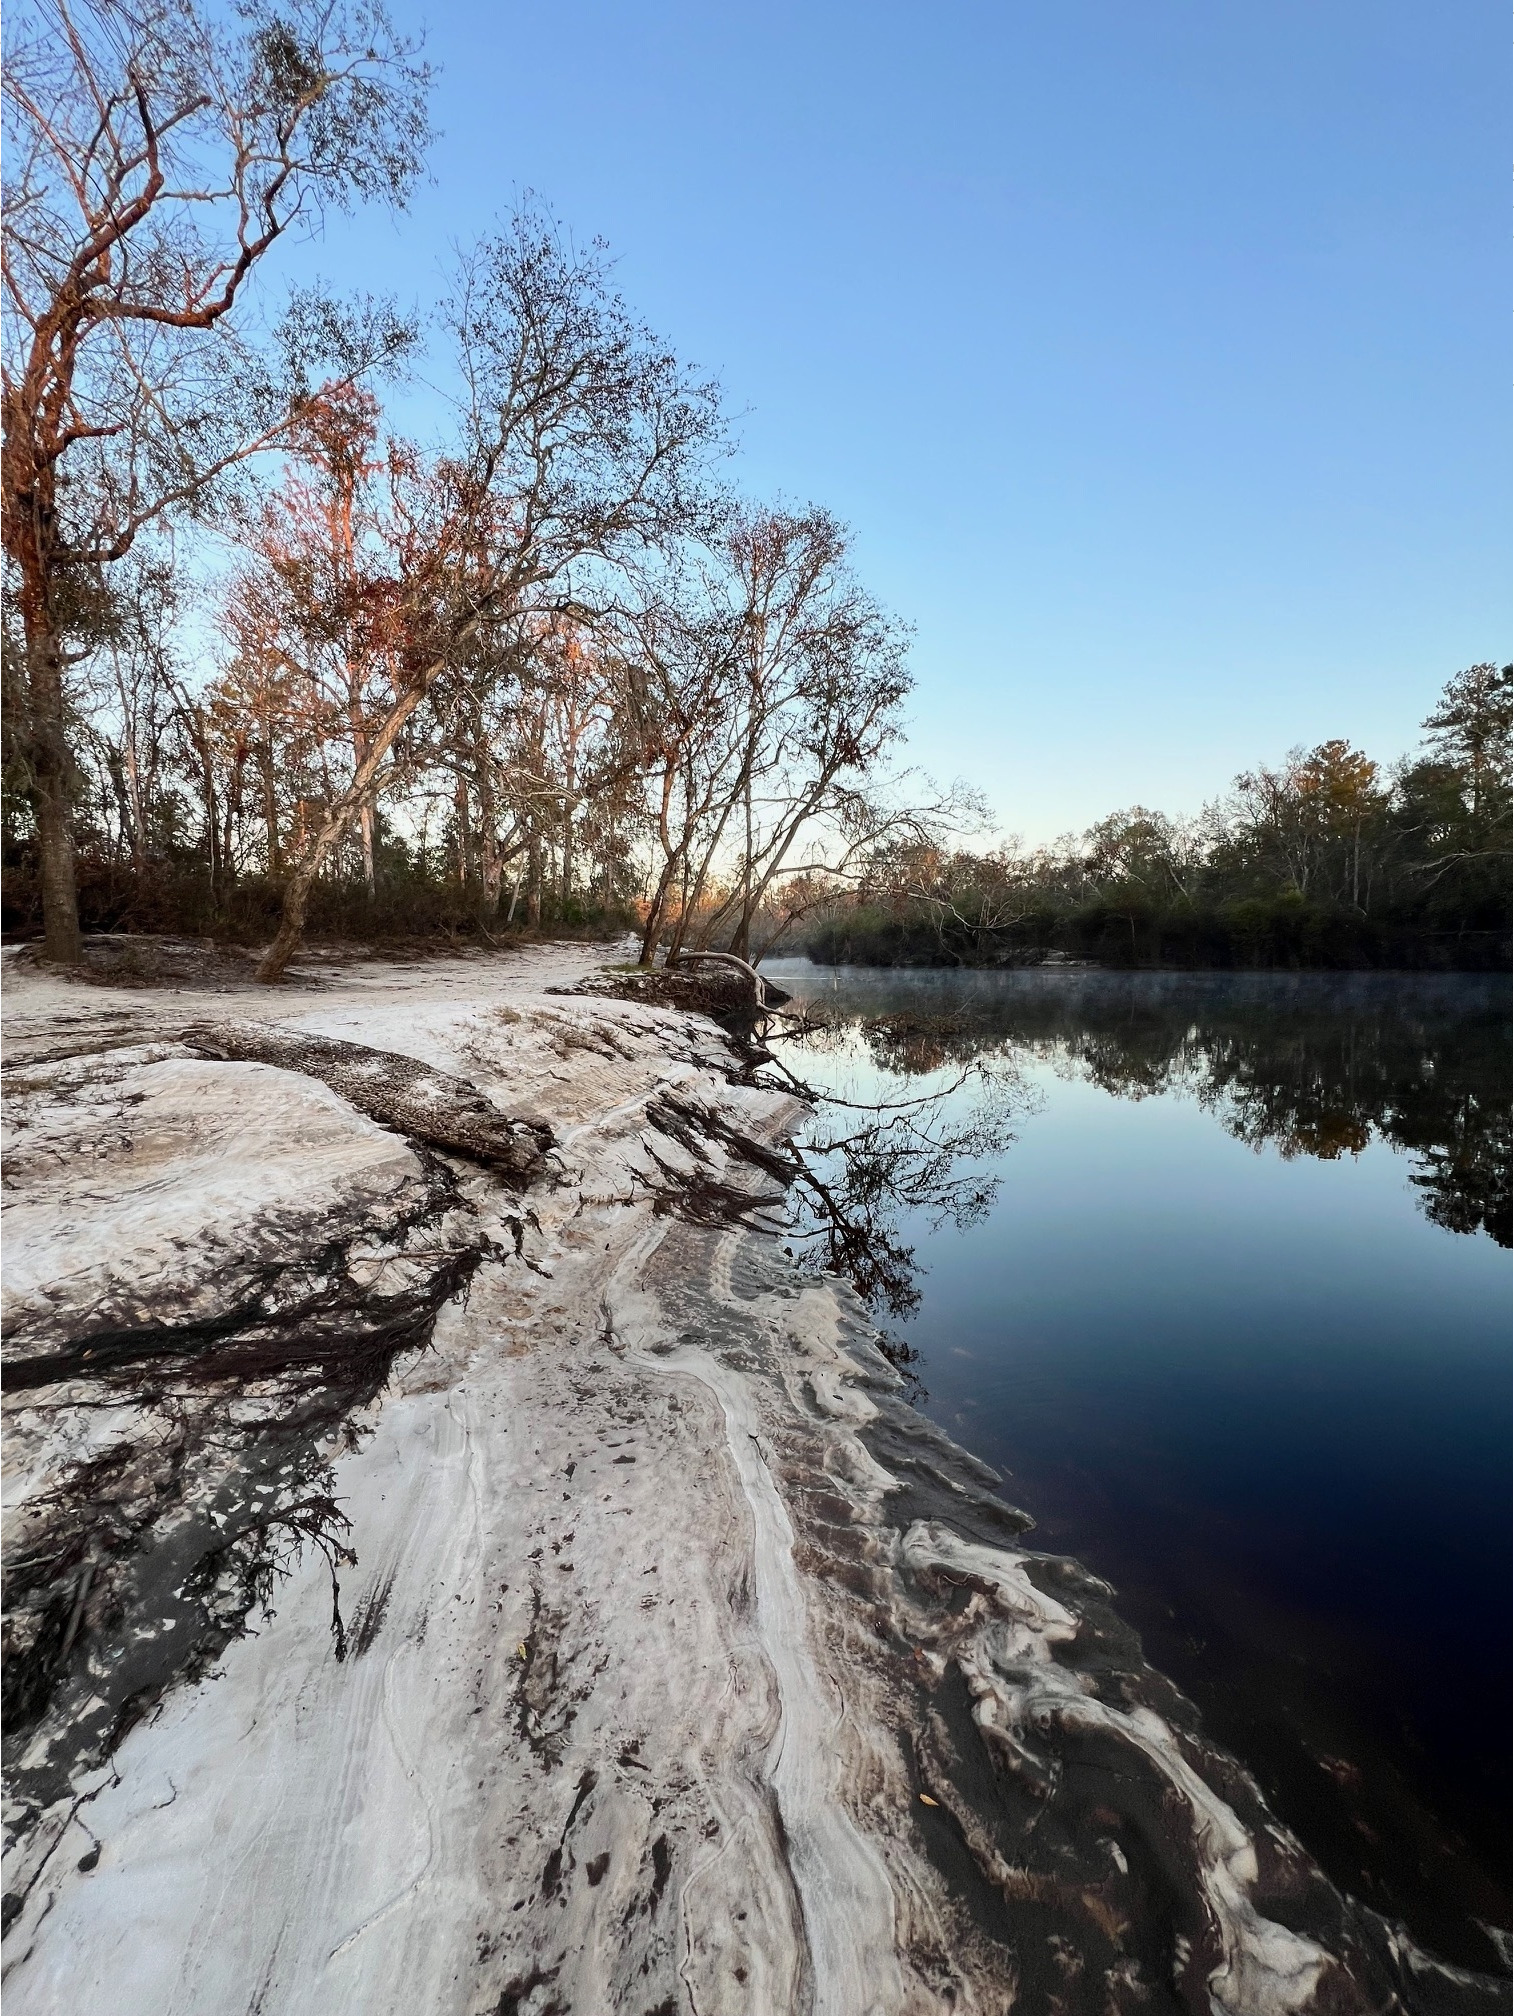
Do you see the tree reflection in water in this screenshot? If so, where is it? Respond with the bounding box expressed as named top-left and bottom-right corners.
top-left (765, 972), bottom-right (1510, 1321)
top-left (763, 1011), bottom-right (1035, 1320)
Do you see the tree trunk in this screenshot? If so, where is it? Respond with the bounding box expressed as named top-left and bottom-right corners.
top-left (733, 780), bottom-right (754, 958)
top-left (479, 830), bottom-right (502, 924)
top-left (27, 621), bottom-right (82, 963)
top-left (639, 857), bottom-right (682, 965)
top-left (258, 660), bottom-right (436, 981)
top-left (360, 804), bottom-right (376, 895)
top-left (638, 896), bottom-right (664, 966)
top-left (664, 848), bottom-right (698, 963)
top-left (224, 742), bottom-right (246, 882)
top-left (105, 746), bottom-right (137, 863)
top-left (350, 691), bottom-right (376, 896)
top-left (255, 601), bottom-right (506, 982)
top-left (121, 725), bottom-right (148, 871)
top-left (259, 855), bottom-right (319, 984)
top-left (184, 704), bottom-right (222, 902)
top-left (454, 774), bottom-right (473, 889)
top-left (476, 764), bottom-right (501, 925)
top-left (561, 728), bottom-right (578, 911)
top-left (258, 743), bottom-right (282, 874)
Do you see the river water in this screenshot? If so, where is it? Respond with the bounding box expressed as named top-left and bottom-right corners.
top-left (762, 962), bottom-right (1511, 1974)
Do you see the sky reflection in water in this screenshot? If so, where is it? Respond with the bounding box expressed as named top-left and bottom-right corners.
top-left (764, 964), bottom-right (1511, 1972)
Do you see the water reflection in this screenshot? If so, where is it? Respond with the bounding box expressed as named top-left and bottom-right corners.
top-left (769, 973), bottom-right (1510, 1318)
top-left (760, 964), bottom-right (1512, 1970)
top-left (766, 1010), bottom-right (1032, 1319)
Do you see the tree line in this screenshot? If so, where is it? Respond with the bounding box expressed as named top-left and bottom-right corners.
top-left (2, 0), bottom-right (933, 980)
top-left (3, 1), bottom-right (1505, 980)
top-left (802, 662), bottom-right (1512, 971)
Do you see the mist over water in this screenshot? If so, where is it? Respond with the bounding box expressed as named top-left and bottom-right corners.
top-left (765, 963), bottom-right (1512, 1971)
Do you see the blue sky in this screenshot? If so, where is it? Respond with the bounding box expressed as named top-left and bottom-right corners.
top-left (287, 0), bottom-right (1507, 840)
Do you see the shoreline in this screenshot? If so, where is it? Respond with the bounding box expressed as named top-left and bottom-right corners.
top-left (783, 952), bottom-right (1512, 977)
top-left (1, 945), bottom-right (1504, 2014)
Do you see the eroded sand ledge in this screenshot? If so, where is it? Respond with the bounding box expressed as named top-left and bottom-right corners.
top-left (1, 945), bottom-right (1504, 2016)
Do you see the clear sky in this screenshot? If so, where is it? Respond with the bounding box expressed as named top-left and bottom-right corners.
top-left (288, 0), bottom-right (1508, 841)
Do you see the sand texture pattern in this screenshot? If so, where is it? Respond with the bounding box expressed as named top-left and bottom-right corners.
top-left (1, 944), bottom-right (1502, 2016)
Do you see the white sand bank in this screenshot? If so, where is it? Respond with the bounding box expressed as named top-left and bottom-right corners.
top-left (2, 943), bottom-right (1491, 2016)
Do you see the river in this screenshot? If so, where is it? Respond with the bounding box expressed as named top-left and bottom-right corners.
top-left (763, 962), bottom-right (1511, 1975)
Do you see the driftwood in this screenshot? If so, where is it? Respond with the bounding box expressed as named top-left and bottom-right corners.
top-left (664, 950), bottom-right (787, 1010)
top-left (181, 1023), bottom-right (554, 1182)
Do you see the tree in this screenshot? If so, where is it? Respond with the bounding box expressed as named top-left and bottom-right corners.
top-left (416, 612), bottom-right (638, 929)
top-left (253, 212), bottom-right (723, 981)
top-left (1230, 740), bottom-right (1386, 911)
top-left (1422, 662), bottom-right (1512, 820)
top-left (622, 581), bottom-right (739, 963)
top-left (220, 385), bottom-right (404, 896)
top-left (690, 507), bottom-right (913, 961)
top-left (1084, 807), bottom-right (1203, 905)
top-left (1395, 663), bottom-right (1513, 916)
top-left (2, 0), bottom-right (431, 959)
top-left (70, 546), bottom-right (180, 873)
top-left (622, 506), bottom-right (913, 965)
top-left (248, 439), bottom-right (496, 978)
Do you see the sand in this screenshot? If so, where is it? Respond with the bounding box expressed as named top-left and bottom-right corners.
top-left (1, 942), bottom-right (1499, 2016)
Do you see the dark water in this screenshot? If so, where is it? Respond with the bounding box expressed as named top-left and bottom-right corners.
top-left (763, 962), bottom-right (1512, 1973)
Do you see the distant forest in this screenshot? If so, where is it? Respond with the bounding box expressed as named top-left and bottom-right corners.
top-left (2, 2), bottom-right (1507, 976)
top-left (798, 662), bottom-right (1512, 973)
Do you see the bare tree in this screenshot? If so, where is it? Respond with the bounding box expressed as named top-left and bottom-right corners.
top-left (252, 213), bottom-right (723, 980)
top-left (220, 385), bottom-right (408, 894)
top-left (622, 582), bottom-right (746, 963)
top-left (69, 543), bottom-right (178, 869)
top-left (620, 506), bottom-right (914, 965)
top-left (1, 0), bottom-right (431, 959)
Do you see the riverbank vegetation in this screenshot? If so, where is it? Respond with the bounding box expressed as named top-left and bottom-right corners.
top-left (798, 663), bottom-right (1511, 972)
top-left (3, 1), bottom-right (1507, 976)
top-left (2, 0), bottom-right (930, 980)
